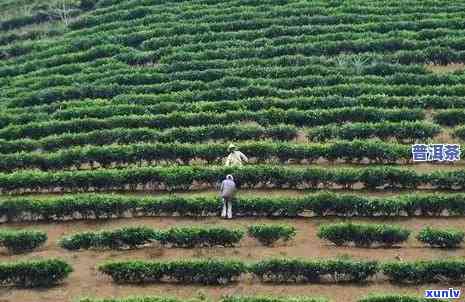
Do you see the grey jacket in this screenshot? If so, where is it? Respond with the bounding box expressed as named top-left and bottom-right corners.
top-left (220, 179), bottom-right (236, 199)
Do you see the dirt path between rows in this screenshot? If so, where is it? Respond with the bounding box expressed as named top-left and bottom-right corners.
top-left (2, 216), bottom-right (465, 302)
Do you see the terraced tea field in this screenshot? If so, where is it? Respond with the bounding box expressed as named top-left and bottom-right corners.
top-left (2, 0), bottom-right (465, 302)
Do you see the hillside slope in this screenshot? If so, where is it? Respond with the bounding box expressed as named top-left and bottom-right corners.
top-left (0, 0), bottom-right (465, 174)
top-left (3, 1), bottom-right (465, 302)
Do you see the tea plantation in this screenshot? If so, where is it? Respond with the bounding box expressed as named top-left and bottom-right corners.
top-left (1, 0), bottom-right (465, 301)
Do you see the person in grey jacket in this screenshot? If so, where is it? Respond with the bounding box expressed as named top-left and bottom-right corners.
top-left (220, 174), bottom-right (236, 219)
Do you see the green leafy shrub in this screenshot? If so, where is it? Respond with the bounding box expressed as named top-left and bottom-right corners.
top-left (0, 140), bottom-right (414, 171)
top-left (416, 227), bottom-right (464, 248)
top-left (78, 296), bottom-right (327, 302)
top-left (0, 124), bottom-right (298, 154)
top-left (434, 109), bottom-right (465, 126)
top-left (317, 223), bottom-right (410, 247)
top-left (358, 295), bottom-right (448, 302)
top-left (247, 224), bottom-right (296, 246)
top-left (222, 297), bottom-right (328, 302)
top-left (453, 125), bottom-right (465, 140)
top-left (95, 257), bottom-right (465, 285)
top-left (0, 165), bottom-right (443, 194)
top-left (0, 229), bottom-right (47, 253)
top-left (79, 298), bottom-right (196, 302)
top-left (0, 107), bottom-right (424, 141)
top-left (249, 258), bottom-right (378, 283)
top-left (98, 259), bottom-right (246, 284)
top-left (5, 192), bottom-right (465, 223)
top-left (158, 226), bottom-right (244, 248)
top-left (73, 295), bottom-right (449, 302)
top-left (80, 0), bottom-right (99, 10)
top-left (307, 121), bottom-right (440, 142)
top-left (382, 259), bottom-right (465, 283)
top-left (59, 226), bottom-right (158, 250)
top-left (0, 259), bottom-right (72, 287)
top-left (60, 232), bottom-right (99, 250)
top-left (60, 226), bottom-right (243, 250)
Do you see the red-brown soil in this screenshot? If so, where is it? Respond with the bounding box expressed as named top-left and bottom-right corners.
top-left (2, 216), bottom-right (465, 302)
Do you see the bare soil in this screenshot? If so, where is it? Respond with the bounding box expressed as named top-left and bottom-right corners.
top-left (2, 216), bottom-right (465, 302)
top-left (425, 63), bottom-right (465, 74)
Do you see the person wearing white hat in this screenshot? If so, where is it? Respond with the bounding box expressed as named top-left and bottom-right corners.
top-left (219, 174), bottom-right (236, 219)
top-left (225, 143), bottom-right (248, 166)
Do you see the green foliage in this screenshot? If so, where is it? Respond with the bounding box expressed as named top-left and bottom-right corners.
top-left (250, 258), bottom-right (378, 283)
top-left (358, 295), bottom-right (448, 302)
top-left (0, 259), bottom-right (72, 287)
top-left (222, 297), bottom-right (328, 302)
top-left (308, 121), bottom-right (441, 142)
top-left (79, 298), bottom-right (198, 302)
top-left (382, 259), bottom-right (465, 283)
top-left (59, 226), bottom-right (244, 250)
top-left (158, 226), bottom-right (244, 248)
top-left (98, 259), bottom-right (246, 284)
top-left (59, 226), bottom-right (157, 250)
top-left (0, 229), bottom-right (47, 253)
top-left (79, 296), bottom-right (327, 302)
top-left (0, 8), bottom-right (80, 31)
top-left (434, 109), bottom-right (465, 126)
top-left (416, 227), bottom-right (464, 248)
top-left (317, 223), bottom-right (410, 247)
top-left (96, 257), bottom-right (465, 285)
top-left (6, 95), bottom-right (465, 121)
top-left (247, 224), bottom-right (296, 246)
top-left (0, 124), bottom-right (298, 154)
top-left (5, 192), bottom-right (465, 223)
top-left (0, 140), bottom-right (413, 171)
top-left (80, 0), bottom-right (99, 10)
top-left (0, 230), bottom-right (47, 254)
top-left (452, 125), bottom-right (465, 140)
top-left (0, 165), bottom-right (457, 194)
top-left (0, 108), bottom-right (423, 141)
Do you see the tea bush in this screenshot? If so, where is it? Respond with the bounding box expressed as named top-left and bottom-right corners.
top-left (4, 192), bottom-right (465, 222)
top-left (0, 140), bottom-right (413, 171)
top-left (0, 259), bottom-right (72, 287)
top-left (0, 124), bottom-right (298, 154)
top-left (249, 258), bottom-right (379, 283)
top-left (223, 297), bottom-right (328, 302)
top-left (382, 259), bottom-right (465, 283)
top-left (98, 259), bottom-right (246, 284)
top-left (59, 226), bottom-right (158, 250)
top-left (0, 108), bottom-right (423, 140)
top-left (158, 226), bottom-right (244, 248)
top-left (0, 229), bottom-right (47, 253)
top-left (79, 298), bottom-right (196, 302)
top-left (452, 125), bottom-right (465, 140)
top-left (307, 121), bottom-right (441, 142)
top-left (75, 295), bottom-right (445, 302)
top-left (0, 165), bottom-right (460, 194)
top-left (358, 295), bottom-right (448, 302)
top-left (79, 297), bottom-right (328, 302)
top-left (60, 226), bottom-right (244, 250)
top-left (317, 223), bottom-right (410, 247)
top-left (247, 224), bottom-right (296, 246)
top-left (416, 227), bottom-right (464, 248)
top-left (434, 109), bottom-right (465, 126)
